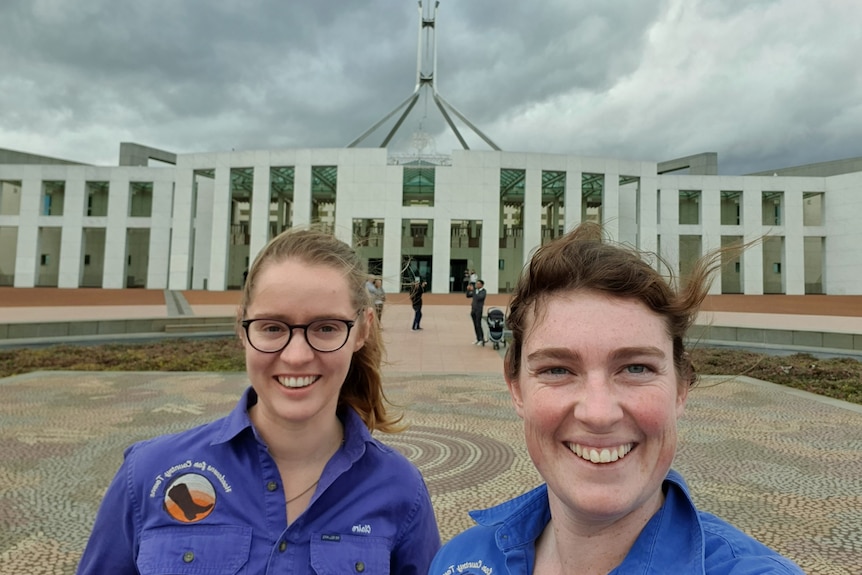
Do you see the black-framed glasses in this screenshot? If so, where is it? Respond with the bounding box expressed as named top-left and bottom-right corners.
top-left (241, 317), bottom-right (357, 353)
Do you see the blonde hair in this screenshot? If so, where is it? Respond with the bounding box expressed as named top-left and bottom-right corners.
top-left (239, 226), bottom-right (402, 433)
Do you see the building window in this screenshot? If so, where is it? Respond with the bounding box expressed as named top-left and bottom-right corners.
top-left (129, 182), bottom-right (154, 217)
top-left (85, 181), bottom-right (109, 216)
top-left (679, 190), bottom-right (701, 225)
top-left (721, 191), bottom-right (742, 225)
top-left (762, 191), bottom-right (783, 226)
top-left (312, 166), bottom-right (337, 226)
top-left (269, 166), bottom-right (295, 237)
top-left (0, 180), bottom-right (23, 215)
top-left (403, 164), bottom-right (435, 207)
top-left (803, 192), bottom-right (824, 226)
top-left (41, 181), bottom-right (65, 216)
top-left (582, 173), bottom-right (604, 223)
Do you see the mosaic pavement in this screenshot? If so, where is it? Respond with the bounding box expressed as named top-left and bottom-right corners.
top-left (1, 371), bottom-right (860, 574)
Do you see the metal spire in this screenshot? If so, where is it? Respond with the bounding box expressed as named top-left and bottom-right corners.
top-left (347, 1), bottom-right (501, 151)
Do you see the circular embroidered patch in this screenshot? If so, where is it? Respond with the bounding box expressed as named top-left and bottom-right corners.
top-left (163, 473), bottom-right (216, 523)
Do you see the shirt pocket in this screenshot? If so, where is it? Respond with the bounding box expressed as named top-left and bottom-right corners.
top-left (310, 533), bottom-right (391, 575)
top-left (136, 525), bottom-right (252, 575)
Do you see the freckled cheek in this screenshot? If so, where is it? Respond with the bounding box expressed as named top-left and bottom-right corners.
top-left (522, 420), bottom-right (553, 468)
top-left (521, 397), bottom-right (569, 450)
top-left (632, 391), bottom-right (681, 430)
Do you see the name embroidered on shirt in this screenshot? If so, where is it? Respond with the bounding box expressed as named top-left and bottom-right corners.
top-left (352, 524), bottom-right (372, 534)
top-left (441, 560), bottom-right (494, 575)
top-left (321, 534), bottom-right (341, 542)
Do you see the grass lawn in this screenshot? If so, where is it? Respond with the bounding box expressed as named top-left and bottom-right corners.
top-left (1, 338), bottom-right (860, 405)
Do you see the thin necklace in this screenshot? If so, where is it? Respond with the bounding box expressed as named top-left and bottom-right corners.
top-left (283, 426), bottom-right (343, 507)
top-left (285, 479), bottom-right (319, 505)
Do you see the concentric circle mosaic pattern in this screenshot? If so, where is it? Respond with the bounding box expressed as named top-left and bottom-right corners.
top-left (1, 371), bottom-right (859, 574)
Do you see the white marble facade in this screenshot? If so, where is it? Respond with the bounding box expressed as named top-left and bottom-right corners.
top-left (0, 147), bottom-right (858, 295)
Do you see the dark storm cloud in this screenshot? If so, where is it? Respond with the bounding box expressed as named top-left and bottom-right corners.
top-left (1, 0), bottom-right (860, 174)
top-left (0, 0), bottom-right (418, 155)
top-left (436, 1), bottom-right (658, 116)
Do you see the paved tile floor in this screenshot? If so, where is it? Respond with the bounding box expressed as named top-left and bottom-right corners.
top-left (1, 291), bottom-right (861, 573)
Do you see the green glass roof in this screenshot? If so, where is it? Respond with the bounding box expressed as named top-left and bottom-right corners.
top-left (270, 166), bottom-right (295, 197)
top-left (312, 166), bottom-right (338, 202)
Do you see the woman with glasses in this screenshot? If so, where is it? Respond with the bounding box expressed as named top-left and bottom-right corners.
top-left (77, 227), bottom-right (440, 574)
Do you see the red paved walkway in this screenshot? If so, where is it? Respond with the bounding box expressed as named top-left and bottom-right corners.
top-left (4, 287), bottom-right (862, 315)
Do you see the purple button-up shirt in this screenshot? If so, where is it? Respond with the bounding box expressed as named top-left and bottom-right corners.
top-left (77, 387), bottom-right (440, 574)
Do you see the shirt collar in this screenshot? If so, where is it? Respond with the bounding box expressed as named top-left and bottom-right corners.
top-left (338, 404), bottom-right (373, 458)
top-left (210, 386), bottom-right (257, 445)
top-left (465, 470), bottom-right (705, 567)
top-left (624, 469), bottom-right (704, 572)
top-left (468, 483), bottom-right (551, 550)
top-left (209, 387), bottom-right (374, 456)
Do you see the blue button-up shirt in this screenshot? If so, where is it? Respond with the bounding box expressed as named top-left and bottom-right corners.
top-left (429, 470), bottom-right (803, 574)
top-left (77, 388), bottom-right (440, 574)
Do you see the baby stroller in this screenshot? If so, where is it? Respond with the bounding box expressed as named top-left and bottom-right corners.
top-left (486, 308), bottom-right (507, 350)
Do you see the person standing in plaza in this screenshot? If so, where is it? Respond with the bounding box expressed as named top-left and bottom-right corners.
top-left (410, 278), bottom-right (427, 330)
top-left (467, 279), bottom-right (486, 345)
top-left (430, 222), bottom-right (802, 574)
top-left (77, 227), bottom-right (440, 574)
top-left (369, 277), bottom-right (386, 322)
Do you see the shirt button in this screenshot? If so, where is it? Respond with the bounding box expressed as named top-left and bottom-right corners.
top-left (279, 540), bottom-right (287, 552)
top-left (355, 561), bottom-right (366, 572)
top-left (267, 481), bottom-right (278, 492)
top-left (183, 551), bottom-right (194, 563)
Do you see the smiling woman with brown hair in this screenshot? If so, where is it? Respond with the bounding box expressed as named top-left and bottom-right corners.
top-left (429, 222), bottom-right (802, 574)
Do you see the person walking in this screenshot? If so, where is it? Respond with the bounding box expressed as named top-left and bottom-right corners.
top-left (468, 279), bottom-right (486, 345)
top-left (410, 278), bottom-right (427, 330)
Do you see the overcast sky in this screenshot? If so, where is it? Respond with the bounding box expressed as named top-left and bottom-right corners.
top-left (1, 0), bottom-right (860, 175)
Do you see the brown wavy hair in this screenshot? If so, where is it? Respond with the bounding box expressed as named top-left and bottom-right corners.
top-left (504, 222), bottom-right (726, 388)
top-left (238, 226), bottom-right (402, 433)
